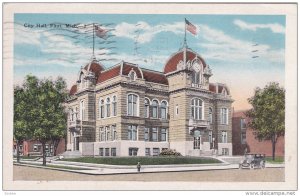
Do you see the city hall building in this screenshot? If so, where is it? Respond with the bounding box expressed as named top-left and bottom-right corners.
top-left (66, 46), bottom-right (234, 157)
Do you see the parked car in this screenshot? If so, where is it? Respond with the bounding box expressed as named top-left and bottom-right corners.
top-left (239, 153), bottom-right (265, 169)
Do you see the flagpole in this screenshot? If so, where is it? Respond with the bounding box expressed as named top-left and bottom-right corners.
top-left (92, 23), bottom-right (95, 57)
top-left (184, 18), bottom-right (187, 47)
top-left (183, 18), bottom-right (187, 68)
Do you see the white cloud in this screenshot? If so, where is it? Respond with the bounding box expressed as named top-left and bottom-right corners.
top-left (233, 19), bottom-right (285, 34)
top-left (113, 21), bottom-right (183, 43)
top-left (197, 24), bottom-right (284, 64)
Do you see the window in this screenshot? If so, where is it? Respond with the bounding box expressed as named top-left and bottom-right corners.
top-left (105, 148), bottom-right (110, 156)
top-left (128, 125), bottom-right (137, 141)
top-left (209, 107), bottom-right (213, 124)
top-left (144, 127), bottom-right (149, 141)
top-left (128, 94), bottom-right (138, 116)
top-left (161, 101), bottom-right (167, 119)
top-left (111, 125), bottom-right (117, 140)
top-left (33, 144), bottom-right (38, 152)
top-left (80, 100), bottom-right (85, 120)
top-left (153, 148), bottom-right (160, 156)
top-left (99, 127), bottom-right (105, 141)
top-left (222, 148), bottom-right (229, 155)
top-left (161, 128), bottom-right (167, 141)
top-left (99, 148), bottom-right (104, 156)
top-left (129, 70), bottom-right (136, 81)
top-left (152, 128), bottom-right (158, 141)
top-left (152, 100), bottom-right (158, 118)
top-left (241, 132), bottom-right (246, 144)
top-left (221, 108), bottom-right (228, 124)
top-left (106, 126), bottom-right (110, 141)
top-left (191, 62), bottom-right (203, 84)
top-left (175, 104), bottom-right (179, 116)
top-left (191, 98), bottom-right (203, 120)
top-left (209, 131), bottom-right (213, 143)
top-left (45, 144), bottom-right (49, 152)
top-left (106, 98), bottom-right (110, 117)
top-left (100, 99), bottom-right (105, 118)
top-left (75, 107), bottom-right (78, 120)
top-left (144, 98), bottom-right (150, 118)
top-left (111, 148), bottom-right (116, 156)
top-left (241, 118), bottom-right (246, 129)
top-left (129, 148), bottom-right (138, 156)
top-left (194, 137), bottom-right (201, 149)
top-left (50, 145), bottom-right (54, 153)
top-left (70, 109), bottom-right (74, 121)
top-left (221, 131), bottom-right (228, 143)
top-left (19, 145), bottom-right (23, 151)
top-left (145, 148), bottom-right (151, 156)
top-left (112, 96), bottom-right (117, 116)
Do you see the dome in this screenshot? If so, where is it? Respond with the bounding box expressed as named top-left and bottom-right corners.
top-left (83, 61), bottom-right (105, 79)
top-left (163, 48), bottom-right (207, 74)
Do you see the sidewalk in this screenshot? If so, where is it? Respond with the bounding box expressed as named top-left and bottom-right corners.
top-left (13, 158), bottom-right (284, 175)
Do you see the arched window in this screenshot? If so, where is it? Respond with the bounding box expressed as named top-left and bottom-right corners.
top-left (161, 101), bottom-right (168, 119)
top-left (112, 96), bottom-right (117, 116)
top-left (80, 100), bottom-right (85, 120)
top-left (144, 98), bottom-right (150, 118)
top-left (106, 97), bottom-right (110, 117)
top-left (191, 61), bottom-right (203, 84)
top-left (209, 107), bottom-right (213, 124)
top-left (152, 100), bottom-right (159, 118)
top-left (127, 94), bottom-right (138, 116)
top-left (100, 99), bottom-right (105, 118)
top-left (191, 98), bottom-right (203, 120)
top-left (128, 70), bottom-right (136, 81)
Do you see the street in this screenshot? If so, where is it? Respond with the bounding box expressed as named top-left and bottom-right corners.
top-left (13, 165), bottom-right (284, 182)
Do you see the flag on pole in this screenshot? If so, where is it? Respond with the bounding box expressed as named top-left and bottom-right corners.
top-left (95, 25), bottom-right (109, 40)
top-left (185, 19), bottom-right (197, 35)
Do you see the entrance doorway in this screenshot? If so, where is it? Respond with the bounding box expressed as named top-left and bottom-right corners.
top-left (193, 130), bottom-right (201, 150)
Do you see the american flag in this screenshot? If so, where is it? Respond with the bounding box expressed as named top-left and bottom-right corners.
top-left (95, 25), bottom-right (109, 40)
top-left (185, 19), bottom-right (197, 35)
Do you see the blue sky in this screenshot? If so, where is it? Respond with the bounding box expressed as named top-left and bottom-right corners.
top-left (12, 14), bottom-right (285, 109)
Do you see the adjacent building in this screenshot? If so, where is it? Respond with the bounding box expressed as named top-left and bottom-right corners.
top-left (232, 111), bottom-right (284, 156)
top-left (66, 46), bottom-right (234, 157)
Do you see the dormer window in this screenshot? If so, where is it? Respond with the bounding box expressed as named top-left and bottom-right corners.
top-left (191, 61), bottom-right (203, 85)
top-left (222, 88), bottom-right (228, 96)
top-left (128, 69), bottom-right (137, 81)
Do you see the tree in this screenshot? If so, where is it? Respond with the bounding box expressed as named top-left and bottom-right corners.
top-left (246, 82), bottom-right (285, 160)
top-left (14, 75), bottom-right (68, 165)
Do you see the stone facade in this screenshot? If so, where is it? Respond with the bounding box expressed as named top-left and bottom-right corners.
top-left (66, 47), bottom-right (234, 157)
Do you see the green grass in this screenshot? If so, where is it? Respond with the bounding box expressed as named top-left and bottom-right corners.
top-left (265, 156), bottom-right (284, 164)
top-left (61, 156), bottom-right (222, 165)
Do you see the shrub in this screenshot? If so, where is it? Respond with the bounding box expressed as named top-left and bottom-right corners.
top-left (159, 149), bottom-right (182, 156)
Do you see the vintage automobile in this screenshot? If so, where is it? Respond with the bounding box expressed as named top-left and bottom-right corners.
top-left (239, 153), bottom-right (266, 169)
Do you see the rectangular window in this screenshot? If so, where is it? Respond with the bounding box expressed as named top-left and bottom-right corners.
top-left (144, 127), bottom-right (149, 141)
top-left (208, 131), bottom-right (213, 143)
top-left (113, 102), bottom-right (117, 116)
top-left (153, 148), bottom-right (160, 156)
top-left (241, 118), bottom-right (247, 129)
top-left (222, 148), bottom-right (229, 155)
top-left (111, 148), bottom-right (116, 156)
top-left (129, 148), bottom-right (138, 156)
top-left (194, 137), bottom-right (201, 149)
top-left (161, 128), bottom-right (167, 141)
top-left (152, 128), bottom-right (158, 141)
top-left (99, 148), bottom-right (104, 156)
top-left (221, 108), bottom-right (228, 124)
top-left (106, 126), bottom-right (110, 141)
top-left (99, 127), bottom-right (105, 141)
top-left (241, 132), bottom-right (246, 144)
top-left (105, 148), bottom-right (110, 156)
top-left (128, 125), bottom-right (137, 140)
top-left (33, 144), bottom-right (38, 152)
top-left (111, 125), bottom-right (117, 140)
top-left (145, 148), bottom-right (151, 156)
top-left (221, 131), bottom-right (228, 143)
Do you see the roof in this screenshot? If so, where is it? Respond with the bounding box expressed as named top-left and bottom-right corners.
top-left (84, 61), bottom-right (105, 79)
top-left (209, 83), bottom-right (230, 95)
top-left (69, 85), bottom-right (77, 95)
top-left (96, 62), bottom-right (168, 85)
top-left (163, 48), bottom-right (207, 74)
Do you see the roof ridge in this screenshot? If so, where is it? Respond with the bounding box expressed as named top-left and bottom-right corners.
top-left (101, 62), bottom-right (121, 73)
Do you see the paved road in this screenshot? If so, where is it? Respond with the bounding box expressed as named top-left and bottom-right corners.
top-left (13, 165), bottom-right (284, 182)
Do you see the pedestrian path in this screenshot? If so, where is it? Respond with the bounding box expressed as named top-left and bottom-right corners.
top-left (13, 158), bottom-right (284, 175)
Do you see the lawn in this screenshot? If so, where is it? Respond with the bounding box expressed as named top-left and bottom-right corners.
top-left (61, 156), bottom-right (222, 165)
top-left (265, 156), bottom-right (284, 164)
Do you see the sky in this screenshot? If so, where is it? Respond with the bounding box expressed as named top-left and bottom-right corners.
top-left (10, 14), bottom-right (285, 110)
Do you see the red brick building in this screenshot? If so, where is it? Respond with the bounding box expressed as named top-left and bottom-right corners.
top-left (13, 139), bottom-right (65, 157)
top-left (232, 111), bottom-right (284, 157)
